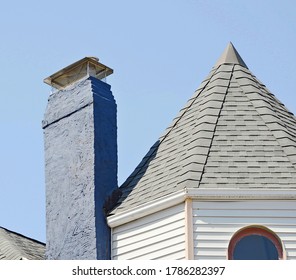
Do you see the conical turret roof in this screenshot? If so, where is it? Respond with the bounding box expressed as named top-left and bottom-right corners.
top-left (110, 43), bottom-right (296, 215)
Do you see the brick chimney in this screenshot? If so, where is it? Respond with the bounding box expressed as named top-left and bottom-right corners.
top-left (42, 57), bottom-right (117, 259)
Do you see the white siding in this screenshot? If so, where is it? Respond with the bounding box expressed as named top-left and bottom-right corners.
top-left (112, 204), bottom-right (186, 260)
top-left (193, 200), bottom-right (296, 260)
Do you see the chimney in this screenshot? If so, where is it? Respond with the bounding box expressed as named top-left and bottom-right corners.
top-left (42, 57), bottom-right (117, 259)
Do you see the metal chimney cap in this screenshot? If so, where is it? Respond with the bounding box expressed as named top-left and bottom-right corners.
top-left (43, 57), bottom-right (113, 90)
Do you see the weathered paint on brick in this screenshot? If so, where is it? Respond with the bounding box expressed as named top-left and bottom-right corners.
top-left (43, 77), bottom-right (117, 259)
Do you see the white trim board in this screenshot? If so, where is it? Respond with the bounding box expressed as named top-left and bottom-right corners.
top-left (107, 188), bottom-right (296, 227)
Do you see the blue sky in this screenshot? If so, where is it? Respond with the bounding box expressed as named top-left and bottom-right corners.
top-left (1, 0), bottom-right (296, 242)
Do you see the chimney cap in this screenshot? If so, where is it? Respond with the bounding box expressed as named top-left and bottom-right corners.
top-left (43, 57), bottom-right (113, 90)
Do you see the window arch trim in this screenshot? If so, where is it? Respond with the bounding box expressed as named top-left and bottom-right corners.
top-left (228, 226), bottom-right (284, 260)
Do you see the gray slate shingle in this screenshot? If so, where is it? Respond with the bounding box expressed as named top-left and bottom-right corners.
top-left (110, 43), bottom-right (296, 215)
top-left (0, 227), bottom-right (45, 260)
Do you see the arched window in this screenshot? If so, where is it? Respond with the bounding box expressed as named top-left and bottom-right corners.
top-left (228, 226), bottom-right (284, 260)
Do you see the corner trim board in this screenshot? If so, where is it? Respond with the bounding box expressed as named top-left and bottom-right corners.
top-left (185, 198), bottom-right (194, 260)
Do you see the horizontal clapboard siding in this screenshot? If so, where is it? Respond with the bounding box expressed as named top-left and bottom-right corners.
top-left (193, 200), bottom-right (296, 260)
top-left (112, 203), bottom-right (186, 260)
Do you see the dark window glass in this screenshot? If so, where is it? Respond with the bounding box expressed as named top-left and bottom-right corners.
top-left (233, 234), bottom-right (279, 260)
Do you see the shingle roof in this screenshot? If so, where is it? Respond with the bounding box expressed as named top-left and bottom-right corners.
top-left (110, 42), bottom-right (296, 215)
top-left (0, 227), bottom-right (45, 260)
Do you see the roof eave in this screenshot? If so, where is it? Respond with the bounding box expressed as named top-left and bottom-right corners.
top-left (107, 188), bottom-right (296, 227)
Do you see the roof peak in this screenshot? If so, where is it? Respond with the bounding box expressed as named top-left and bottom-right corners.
top-left (215, 42), bottom-right (248, 69)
